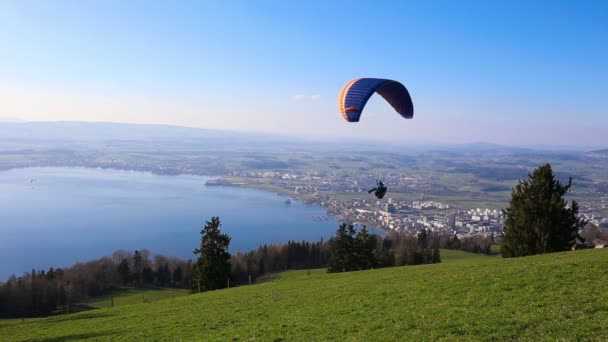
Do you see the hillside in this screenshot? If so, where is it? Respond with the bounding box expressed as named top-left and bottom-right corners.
top-left (1, 249), bottom-right (607, 341)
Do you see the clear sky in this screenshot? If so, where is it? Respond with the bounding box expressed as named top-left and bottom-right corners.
top-left (1, 1), bottom-right (606, 147)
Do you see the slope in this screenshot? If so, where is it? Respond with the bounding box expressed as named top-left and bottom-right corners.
top-left (1, 249), bottom-right (606, 341)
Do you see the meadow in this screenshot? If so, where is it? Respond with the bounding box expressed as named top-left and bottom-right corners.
top-left (82, 287), bottom-right (189, 310)
top-left (1, 249), bottom-right (606, 341)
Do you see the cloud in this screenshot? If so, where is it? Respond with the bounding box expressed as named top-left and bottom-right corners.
top-left (293, 94), bottom-right (321, 101)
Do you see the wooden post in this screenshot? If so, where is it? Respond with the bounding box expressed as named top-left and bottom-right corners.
top-left (307, 267), bottom-right (310, 278)
top-left (227, 278), bottom-right (230, 289)
top-left (111, 295), bottom-right (114, 308)
top-left (248, 274), bottom-right (251, 285)
top-left (142, 291), bottom-right (145, 303)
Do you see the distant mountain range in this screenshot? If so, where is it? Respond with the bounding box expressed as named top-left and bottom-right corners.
top-left (0, 121), bottom-right (272, 141)
top-left (430, 141), bottom-right (535, 154)
top-left (0, 121), bottom-right (603, 153)
top-left (0, 121), bottom-right (319, 152)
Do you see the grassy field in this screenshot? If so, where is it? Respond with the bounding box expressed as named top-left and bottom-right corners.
top-left (82, 287), bottom-right (189, 309)
top-left (1, 249), bottom-right (607, 341)
top-left (439, 249), bottom-right (495, 263)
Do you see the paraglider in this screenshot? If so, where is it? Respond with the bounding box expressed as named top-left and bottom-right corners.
top-left (338, 78), bottom-right (414, 199)
top-left (337, 78), bottom-right (413, 123)
top-left (368, 180), bottom-right (387, 199)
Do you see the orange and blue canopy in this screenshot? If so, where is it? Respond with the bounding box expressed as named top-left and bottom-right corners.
top-left (338, 78), bottom-right (413, 122)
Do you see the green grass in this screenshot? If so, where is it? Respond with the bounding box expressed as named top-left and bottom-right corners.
top-left (83, 287), bottom-right (188, 309)
top-left (439, 249), bottom-right (493, 263)
top-left (2, 249), bottom-right (607, 341)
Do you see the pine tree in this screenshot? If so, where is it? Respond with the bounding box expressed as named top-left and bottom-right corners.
top-left (418, 229), bottom-right (428, 249)
top-left (327, 223), bottom-right (356, 272)
top-left (117, 259), bottom-right (130, 284)
top-left (157, 264), bottom-right (170, 287)
top-left (501, 163), bottom-right (586, 257)
top-left (432, 248), bottom-right (441, 263)
top-left (192, 216), bottom-right (231, 292)
top-left (172, 266), bottom-right (183, 287)
top-left (355, 226), bottom-right (377, 269)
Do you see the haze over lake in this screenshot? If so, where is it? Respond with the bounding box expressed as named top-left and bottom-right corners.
top-left (0, 167), bottom-right (338, 280)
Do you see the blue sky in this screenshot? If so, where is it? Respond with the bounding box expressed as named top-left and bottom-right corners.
top-left (0, 1), bottom-right (606, 147)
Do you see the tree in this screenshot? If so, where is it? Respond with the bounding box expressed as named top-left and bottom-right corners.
top-left (156, 263), bottom-right (171, 287)
top-left (355, 226), bottom-right (377, 269)
top-left (192, 216), bottom-right (231, 292)
top-left (417, 229), bottom-right (428, 249)
top-left (117, 259), bottom-right (130, 284)
top-left (328, 224), bottom-right (382, 272)
top-left (501, 163), bottom-right (586, 258)
top-left (327, 223), bottom-right (357, 272)
top-left (431, 248), bottom-right (441, 263)
top-left (172, 266), bottom-right (183, 287)
top-left (133, 250), bottom-right (143, 287)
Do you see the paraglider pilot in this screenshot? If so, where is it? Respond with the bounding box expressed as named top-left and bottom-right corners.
top-left (368, 180), bottom-right (387, 199)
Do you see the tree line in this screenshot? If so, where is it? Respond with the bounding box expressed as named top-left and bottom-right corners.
top-left (1, 218), bottom-right (494, 317)
top-left (0, 250), bottom-right (193, 318)
top-left (230, 239), bottom-right (331, 286)
top-left (326, 224), bottom-right (441, 272)
top-left (229, 225), bottom-right (493, 284)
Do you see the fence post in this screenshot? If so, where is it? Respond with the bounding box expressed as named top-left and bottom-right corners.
top-left (142, 291), bottom-right (144, 303)
top-left (249, 274), bottom-right (251, 285)
top-left (111, 295), bottom-right (114, 308)
top-left (227, 278), bottom-right (230, 289)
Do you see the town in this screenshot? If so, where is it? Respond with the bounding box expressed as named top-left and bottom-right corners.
top-left (213, 170), bottom-right (608, 238)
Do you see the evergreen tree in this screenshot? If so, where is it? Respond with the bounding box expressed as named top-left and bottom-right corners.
top-left (501, 163), bottom-right (586, 257)
top-left (157, 264), bottom-right (171, 287)
top-left (142, 266), bottom-right (155, 284)
top-left (133, 250), bottom-right (143, 287)
top-left (355, 226), bottom-right (377, 269)
top-left (117, 259), bottom-right (130, 284)
top-left (192, 216), bottom-right (231, 292)
top-left (327, 223), bottom-right (356, 272)
top-left (432, 248), bottom-right (441, 263)
top-left (418, 229), bottom-right (429, 249)
top-left (172, 266), bottom-right (183, 287)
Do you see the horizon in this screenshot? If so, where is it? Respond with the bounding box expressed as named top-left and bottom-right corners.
top-left (1, 1), bottom-right (607, 146)
top-left (0, 118), bottom-right (605, 151)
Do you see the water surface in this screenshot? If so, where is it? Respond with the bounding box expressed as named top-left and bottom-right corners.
top-left (0, 167), bottom-right (337, 279)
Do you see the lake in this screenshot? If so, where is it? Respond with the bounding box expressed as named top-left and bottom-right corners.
top-left (0, 167), bottom-right (339, 280)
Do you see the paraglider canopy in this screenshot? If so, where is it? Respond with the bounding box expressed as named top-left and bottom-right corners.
top-left (338, 78), bottom-right (413, 122)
